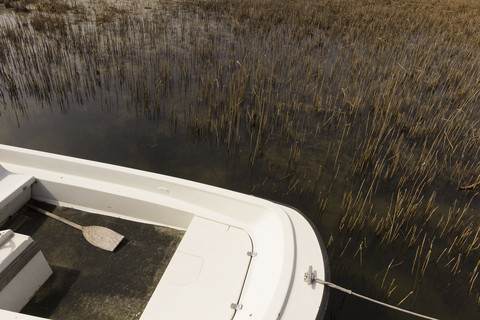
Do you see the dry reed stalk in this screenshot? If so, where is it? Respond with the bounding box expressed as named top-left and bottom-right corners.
top-left (468, 258), bottom-right (480, 294)
top-left (420, 240), bottom-right (433, 279)
top-left (397, 291), bottom-right (414, 307)
top-left (339, 237), bottom-right (351, 258)
top-left (382, 259), bottom-right (395, 289)
top-left (326, 234), bottom-right (334, 250)
top-left (386, 278), bottom-right (397, 299)
top-left (412, 246), bottom-right (420, 276)
top-left (353, 241), bottom-right (363, 267)
top-left (470, 272), bottom-right (478, 295)
top-left (451, 253), bottom-right (462, 276)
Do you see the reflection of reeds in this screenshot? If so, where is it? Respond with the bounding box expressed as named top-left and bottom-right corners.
top-left (1, 0), bottom-right (480, 312)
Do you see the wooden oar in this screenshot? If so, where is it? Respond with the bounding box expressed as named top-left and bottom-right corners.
top-left (28, 205), bottom-right (124, 252)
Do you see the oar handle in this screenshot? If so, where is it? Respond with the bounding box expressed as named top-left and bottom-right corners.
top-left (28, 205), bottom-right (83, 231)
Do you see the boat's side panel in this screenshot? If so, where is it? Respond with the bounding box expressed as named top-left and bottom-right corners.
top-left (32, 179), bottom-right (194, 229)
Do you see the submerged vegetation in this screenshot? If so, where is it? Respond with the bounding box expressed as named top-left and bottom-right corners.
top-left (1, 0), bottom-right (480, 318)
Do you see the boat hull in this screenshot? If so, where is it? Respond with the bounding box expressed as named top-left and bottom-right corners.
top-left (0, 144), bottom-right (329, 319)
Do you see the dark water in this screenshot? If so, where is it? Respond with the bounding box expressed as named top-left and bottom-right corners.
top-left (0, 96), bottom-right (253, 190)
top-left (1, 76), bottom-right (477, 320)
top-left (1, 3), bottom-right (479, 320)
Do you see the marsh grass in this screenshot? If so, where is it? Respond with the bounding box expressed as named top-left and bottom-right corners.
top-left (1, 0), bottom-right (480, 317)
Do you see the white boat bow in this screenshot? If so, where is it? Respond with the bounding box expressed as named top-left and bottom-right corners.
top-left (0, 144), bottom-right (329, 319)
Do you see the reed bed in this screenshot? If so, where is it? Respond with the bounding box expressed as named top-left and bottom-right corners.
top-left (1, 0), bottom-right (480, 317)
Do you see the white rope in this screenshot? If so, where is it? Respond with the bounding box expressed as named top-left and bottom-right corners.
top-left (314, 278), bottom-right (439, 320)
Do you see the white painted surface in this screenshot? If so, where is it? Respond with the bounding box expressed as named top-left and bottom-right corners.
top-left (142, 216), bottom-right (252, 319)
top-left (0, 232), bottom-right (52, 312)
top-left (279, 206), bottom-right (329, 319)
top-left (0, 252), bottom-right (52, 312)
top-left (0, 232), bottom-right (33, 274)
top-left (0, 144), bottom-right (328, 320)
top-left (0, 166), bottom-right (35, 224)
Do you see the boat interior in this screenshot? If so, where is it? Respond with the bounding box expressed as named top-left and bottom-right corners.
top-left (1, 202), bottom-right (185, 320)
top-left (0, 162), bottom-right (255, 319)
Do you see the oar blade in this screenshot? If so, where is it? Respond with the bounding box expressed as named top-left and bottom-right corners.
top-left (82, 226), bottom-right (125, 252)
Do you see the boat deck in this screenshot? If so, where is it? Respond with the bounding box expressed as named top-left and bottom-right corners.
top-left (1, 203), bottom-right (185, 320)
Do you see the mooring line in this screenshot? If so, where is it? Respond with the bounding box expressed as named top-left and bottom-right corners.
top-left (313, 278), bottom-right (438, 320)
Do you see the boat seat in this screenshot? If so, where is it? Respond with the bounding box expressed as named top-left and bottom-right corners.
top-left (0, 166), bottom-right (35, 225)
top-left (141, 216), bottom-right (252, 320)
top-left (0, 230), bottom-right (52, 311)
